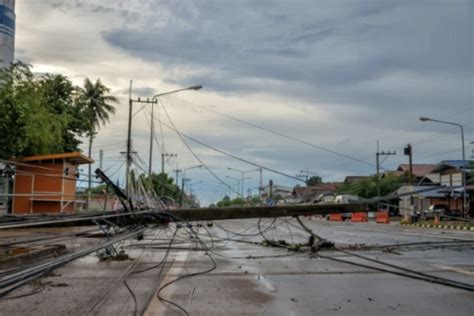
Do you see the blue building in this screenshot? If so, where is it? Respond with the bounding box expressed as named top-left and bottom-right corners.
top-left (0, 0), bottom-right (15, 68)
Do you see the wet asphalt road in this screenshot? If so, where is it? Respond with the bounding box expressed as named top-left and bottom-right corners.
top-left (1, 218), bottom-right (473, 315)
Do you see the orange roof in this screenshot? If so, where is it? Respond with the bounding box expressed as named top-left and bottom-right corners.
top-left (18, 152), bottom-right (94, 165)
top-left (397, 164), bottom-right (437, 177)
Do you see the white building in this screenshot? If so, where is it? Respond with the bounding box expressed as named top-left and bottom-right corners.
top-left (260, 184), bottom-right (292, 199)
top-left (0, 0), bottom-right (15, 68)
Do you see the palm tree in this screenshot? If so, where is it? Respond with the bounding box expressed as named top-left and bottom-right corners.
top-left (79, 78), bottom-right (118, 192)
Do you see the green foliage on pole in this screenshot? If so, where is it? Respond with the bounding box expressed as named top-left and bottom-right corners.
top-left (306, 175), bottom-right (322, 186)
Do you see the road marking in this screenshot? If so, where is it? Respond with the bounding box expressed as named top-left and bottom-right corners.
top-left (144, 250), bottom-right (192, 315)
top-left (432, 264), bottom-right (474, 276)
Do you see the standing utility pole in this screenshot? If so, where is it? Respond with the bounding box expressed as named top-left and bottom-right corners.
top-left (129, 85), bottom-right (202, 178)
top-left (376, 141), bottom-right (396, 210)
top-left (296, 169), bottom-right (319, 185)
top-left (173, 169), bottom-right (182, 185)
top-left (404, 144), bottom-right (413, 184)
top-left (126, 81), bottom-right (133, 195)
top-left (99, 149), bottom-right (103, 170)
top-left (148, 102), bottom-right (155, 176)
top-left (181, 177), bottom-right (190, 207)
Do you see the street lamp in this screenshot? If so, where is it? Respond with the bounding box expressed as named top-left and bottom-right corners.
top-left (180, 165), bottom-right (203, 207)
top-left (148, 85), bottom-right (203, 176)
top-left (419, 117), bottom-right (467, 214)
top-left (226, 175), bottom-right (242, 198)
top-left (227, 167), bottom-right (261, 196)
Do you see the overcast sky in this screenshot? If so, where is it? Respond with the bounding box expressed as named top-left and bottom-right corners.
top-left (16, 0), bottom-right (473, 205)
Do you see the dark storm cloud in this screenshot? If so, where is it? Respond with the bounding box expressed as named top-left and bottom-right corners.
top-left (101, 0), bottom-right (472, 120)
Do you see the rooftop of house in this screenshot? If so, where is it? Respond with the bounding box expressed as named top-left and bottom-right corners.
top-left (396, 164), bottom-right (437, 177)
top-left (293, 183), bottom-right (342, 196)
top-left (17, 152), bottom-right (94, 165)
top-left (432, 160), bottom-right (473, 173)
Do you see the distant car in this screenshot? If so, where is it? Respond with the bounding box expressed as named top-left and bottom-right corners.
top-left (334, 195), bottom-right (359, 204)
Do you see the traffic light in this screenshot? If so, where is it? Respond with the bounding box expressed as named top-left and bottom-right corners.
top-left (404, 145), bottom-right (412, 156)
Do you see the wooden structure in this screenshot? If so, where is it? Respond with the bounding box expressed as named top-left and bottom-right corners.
top-left (12, 152), bottom-right (93, 214)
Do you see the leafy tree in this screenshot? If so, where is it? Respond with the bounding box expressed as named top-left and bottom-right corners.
top-left (137, 172), bottom-right (182, 202)
top-left (216, 196), bottom-right (246, 207)
top-left (39, 74), bottom-right (89, 152)
top-left (306, 175), bottom-right (322, 186)
top-left (0, 62), bottom-right (97, 159)
top-left (0, 62), bottom-right (66, 158)
top-left (77, 78), bottom-right (118, 191)
top-left (337, 173), bottom-right (404, 199)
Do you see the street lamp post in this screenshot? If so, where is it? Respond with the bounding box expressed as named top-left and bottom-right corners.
top-left (227, 167), bottom-right (261, 197)
top-left (420, 117), bottom-right (468, 215)
top-left (225, 175), bottom-right (241, 198)
top-left (181, 165), bottom-right (203, 206)
top-left (149, 85), bottom-right (202, 176)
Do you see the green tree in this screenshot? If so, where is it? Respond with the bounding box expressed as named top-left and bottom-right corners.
top-left (78, 78), bottom-right (118, 191)
top-left (306, 175), bottom-right (322, 186)
top-left (0, 62), bottom-right (98, 159)
top-left (0, 62), bottom-right (66, 158)
top-left (138, 172), bottom-right (182, 202)
top-left (216, 196), bottom-right (246, 207)
top-left (337, 173), bottom-right (404, 199)
top-left (39, 74), bottom-right (89, 152)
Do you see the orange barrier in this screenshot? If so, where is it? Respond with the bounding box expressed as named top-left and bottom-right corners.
top-left (328, 213), bottom-right (343, 221)
top-left (376, 211), bottom-right (390, 224)
top-left (352, 212), bottom-right (368, 222)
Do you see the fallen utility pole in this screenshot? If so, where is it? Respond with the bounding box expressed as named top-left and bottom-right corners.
top-left (170, 203), bottom-right (366, 222)
top-left (0, 203), bottom-right (366, 230)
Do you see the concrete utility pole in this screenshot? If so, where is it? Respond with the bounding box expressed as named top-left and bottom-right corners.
top-left (126, 80), bottom-right (133, 195)
top-left (99, 149), bottom-right (103, 170)
top-left (126, 81), bottom-right (162, 191)
top-left (148, 102), bottom-right (155, 176)
top-left (296, 169), bottom-right (319, 185)
top-left (173, 169), bottom-right (182, 185)
top-left (376, 141), bottom-right (396, 211)
top-left (181, 177), bottom-right (191, 207)
top-left (404, 144), bottom-right (413, 184)
top-left (269, 179), bottom-right (274, 200)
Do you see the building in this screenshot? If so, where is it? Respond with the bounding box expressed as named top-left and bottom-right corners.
top-left (260, 184), bottom-right (292, 200)
top-left (384, 164), bottom-right (438, 184)
top-left (431, 160), bottom-right (472, 187)
top-left (0, 0), bottom-right (15, 68)
top-left (397, 185), bottom-right (452, 217)
top-left (289, 183), bottom-right (341, 204)
top-left (12, 152), bottom-right (93, 214)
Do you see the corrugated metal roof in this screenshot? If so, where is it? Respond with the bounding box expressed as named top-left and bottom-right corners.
top-left (397, 164), bottom-right (437, 177)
